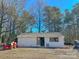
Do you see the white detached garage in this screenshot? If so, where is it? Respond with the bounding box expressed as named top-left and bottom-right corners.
top-left (17, 32), bottom-right (64, 48)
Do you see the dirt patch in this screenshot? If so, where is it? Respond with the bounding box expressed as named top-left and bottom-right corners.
top-left (0, 48), bottom-right (78, 59)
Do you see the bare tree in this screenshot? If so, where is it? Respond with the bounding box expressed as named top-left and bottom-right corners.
top-left (43, 6), bottom-right (62, 32)
top-left (29, 0), bottom-right (45, 32)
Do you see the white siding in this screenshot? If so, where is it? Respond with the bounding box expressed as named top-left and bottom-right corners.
top-left (17, 33), bottom-right (64, 48)
top-left (45, 36), bottom-right (64, 47)
top-left (18, 37), bottom-right (37, 47)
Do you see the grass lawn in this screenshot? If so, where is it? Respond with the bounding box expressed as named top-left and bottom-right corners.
top-left (0, 48), bottom-right (79, 59)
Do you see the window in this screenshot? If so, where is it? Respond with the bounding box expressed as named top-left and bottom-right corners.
top-left (49, 37), bottom-right (59, 42)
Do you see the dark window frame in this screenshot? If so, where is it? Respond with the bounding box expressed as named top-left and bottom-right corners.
top-left (49, 37), bottom-right (59, 42)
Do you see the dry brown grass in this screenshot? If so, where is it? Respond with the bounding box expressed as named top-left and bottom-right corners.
top-left (0, 48), bottom-right (79, 59)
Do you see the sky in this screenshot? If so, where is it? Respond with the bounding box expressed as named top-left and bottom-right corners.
top-left (25, 0), bottom-right (79, 12)
top-left (25, 0), bottom-right (79, 32)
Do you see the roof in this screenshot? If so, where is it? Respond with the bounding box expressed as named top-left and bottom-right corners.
top-left (17, 32), bottom-right (64, 38)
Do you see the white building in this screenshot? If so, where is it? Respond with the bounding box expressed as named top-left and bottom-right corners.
top-left (17, 32), bottom-right (64, 48)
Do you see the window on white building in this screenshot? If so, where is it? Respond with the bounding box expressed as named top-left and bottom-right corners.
top-left (49, 37), bottom-right (59, 42)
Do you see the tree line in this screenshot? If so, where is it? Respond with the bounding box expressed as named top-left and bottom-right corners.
top-left (0, 0), bottom-right (79, 44)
